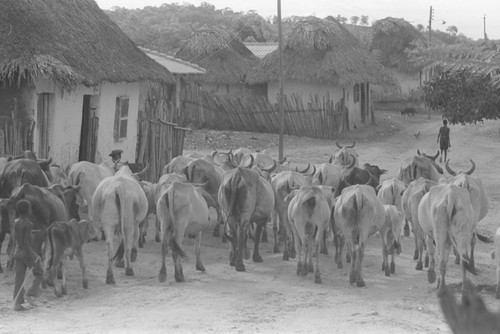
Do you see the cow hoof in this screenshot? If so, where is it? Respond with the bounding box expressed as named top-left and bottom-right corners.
top-left (274, 245), bottom-right (280, 254)
top-left (300, 264), bottom-right (308, 277)
top-left (125, 267), bottom-right (134, 276)
top-left (92, 236), bottom-right (99, 242)
top-left (175, 274), bottom-right (185, 283)
top-left (337, 262), bottom-right (343, 269)
top-left (235, 263), bottom-right (246, 272)
top-left (427, 269), bottom-right (436, 284)
top-left (62, 286), bottom-right (67, 295)
top-left (196, 263), bottom-right (206, 272)
top-left (315, 274), bottom-right (322, 284)
top-left (55, 290), bottom-right (63, 298)
top-left (106, 274), bottom-right (115, 285)
top-left (320, 247), bottom-right (328, 255)
top-left (307, 263), bottom-right (314, 273)
top-left (424, 255), bottom-right (429, 268)
top-left (356, 279), bottom-right (366, 287)
top-left (346, 254), bottom-right (351, 264)
top-left (282, 253), bottom-right (289, 261)
top-left (222, 234), bottom-right (228, 243)
top-left (0, 266), bottom-right (3, 274)
top-left (385, 270), bottom-right (390, 277)
top-left (253, 254), bottom-right (263, 263)
top-left (290, 248), bottom-right (296, 259)
top-left (115, 259), bottom-right (124, 268)
top-left (261, 235), bottom-right (268, 243)
top-left (212, 228), bottom-right (220, 238)
top-left (101, 231), bottom-right (106, 241)
top-left (413, 249), bottom-right (419, 261)
top-left (131, 248), bottom-right (137, 263)
top-left (382, 262), bottom-right (386, 271)
top-left (416, 261), bottom-right (423, 271)
top-left (296, 263), bottom-right (301, 276)
top-left (390, 262), bottom-right (395, 274)
top-left (159, 269), bottom-right (166, 283)
top-left (82, 279), bottom-right (88, 289)
top-left (155, 235), bottom-right (161, 243)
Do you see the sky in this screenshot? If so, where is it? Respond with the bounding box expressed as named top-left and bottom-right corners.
top-left (95, 0), bottom-right (500, 40)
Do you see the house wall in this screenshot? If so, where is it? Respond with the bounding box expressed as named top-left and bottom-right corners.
top-left (202, 82), bottom-right (248, 96)
top-left (33, 78), bottom-right (140, 166)
top-left (267, 79), bottom-right (364, 130)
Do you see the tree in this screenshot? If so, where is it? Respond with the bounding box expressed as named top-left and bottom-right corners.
top-left (423, 69), bottom-right (500, 124)
top-left (336, 15), bottom-right (347, 24)
top-left (446, 25), bottom-right (458, 35)
top-left (350, 16), bottom-right (360, 25)
top-left (360, 15), bottom-right (369, 26)
top-left (416, 24), bottom-right (424, 32)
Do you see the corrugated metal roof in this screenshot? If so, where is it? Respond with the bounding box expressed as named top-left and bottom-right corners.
top-left (140, 47), bottom-right (206, 75)
top-left (245, 42), bottom-right (278, 58)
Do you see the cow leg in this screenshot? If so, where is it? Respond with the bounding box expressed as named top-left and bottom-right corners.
top-left (307, 232), bottom-right (314, 273)
top-left (272, 210), bottom-right (280, 254)
top-left (382, 240), bottom-right (390, 277)
top-left (292, 226), bottom-right (304, 276)
top-left (235, 224), bottom-right (246, 272)
top-left (159, 238), bottom-right (168, 283)
top-left (261, 219), bottom-right (268, 243)
top-left (320, 230), bottom-right (329, 255)
top-left (212, 206), bottom-right (222, 239)
top-left (415, 232), bottom-right (425, 270)
top-left (131, 224), bottom-right (140, 263)
top-left (390, 251), bottom-right (396, 274)
top-left (349, 243), bottom-right (357, 285)
top-left (74, 249), bottom-right (88, 289)
top-left (138, 218), bottom-right (147, 248)
top-left (334, 232), bottom-right (345, 269)
top-left (469, 234), bottom-right (476, 270)
top-left (252, 222), bottom-right (264, 263)
top-left (195, 231), bottom-right (205, 272)
top-left (438, 245), bottom-right (451, 293)
top-left (496, 263), bottom-right (500, 299)
top-left (155, 217), bottom-right (161, 243)
top-left (0, 232), bottom-right (5, 273)
top-left (453, 247), bottom-right (460, 265)
top-left (172, 247), bottom-right (184, 282)
top-left (61, 258), bottom-right (67, 296)
top-left (314, 238), bottom-right (321, 284)
top-left (403, 219), bottom-right (410, 238)
top-left (356, 244), bottom-right (366, 287)
top-left (426, 236), bottom-right (436, 284)
top-left (105, 229), bottom-right (116, 285)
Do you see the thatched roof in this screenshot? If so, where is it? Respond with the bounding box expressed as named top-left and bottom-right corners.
top-left (343, 24), bottom-right (374, 50)
top-left (247, 17), bottom-right (395, 86)
top-left (0, 0), bottom-right (175, 90)
top-left (175, 27), bottom-right (258, 84)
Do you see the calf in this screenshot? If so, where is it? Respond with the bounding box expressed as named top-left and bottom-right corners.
top-left (157, 182), bottom-right (214, 283)
top-left (334, 185), bottom-right (386, 287)
top-left (286, 186), bottom-right (330, 283)
top-left (380, 205), bottom-right (403, 276)
top-left (492, 227), bottom-right (500, 299)
top-left (44, 219), bottom-right (97, 297)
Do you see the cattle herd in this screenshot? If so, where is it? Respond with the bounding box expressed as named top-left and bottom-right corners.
top-left (0, 145), bottom-right (498, 328)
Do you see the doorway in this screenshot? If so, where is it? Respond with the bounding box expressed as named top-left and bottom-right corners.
top-left (79, 95), bottom-right (99, 162)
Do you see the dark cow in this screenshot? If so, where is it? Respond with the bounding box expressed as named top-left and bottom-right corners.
top-left (44, 219), bottom-right (97, 297)
top-left (0, 159), bottom-right (51, 198)
top-left (334, 163), bottom-right (387, 197)
top-left (46, 184), bottom-right (81, 221)
top-left (218, 166), bottom-right (275, 272)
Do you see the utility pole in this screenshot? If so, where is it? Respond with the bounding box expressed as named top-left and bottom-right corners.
top-left (484, 15), bottom-right (488, 41)
top-left (277, 0), bottom-right (285, 161)
top-left (428, 5), bottom-right (434, 120)
top-left (428, 6), bottom-right (433, 46)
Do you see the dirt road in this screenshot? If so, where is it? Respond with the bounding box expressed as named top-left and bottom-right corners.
top-left (1, 110), bottom-right (499, 333)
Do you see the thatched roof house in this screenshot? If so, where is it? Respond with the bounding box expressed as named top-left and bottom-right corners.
top-left (248, 17), bottom-right (394, 87)
top-left (0, 0), bottom-right (176, 166)
top-left (175, 27), bottom-right (258, 95)
top-left (0, 0), bottom-right (174, 89)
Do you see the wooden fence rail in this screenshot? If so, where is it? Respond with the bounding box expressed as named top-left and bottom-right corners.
top-left (0, 116), bottom-right (34, 156)
top-left (180, 88), bottom-right (347, 139)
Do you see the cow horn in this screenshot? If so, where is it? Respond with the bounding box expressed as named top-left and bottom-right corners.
top-left (465, 159), bottom-right (476, 175)
top-left (348, 141), bottom-right (356, 148)
top-left (417, 149), bottom-right (421, 156)
top-left (336, 141), bottom-right (343, 149)
top-left (244, 154), bottom-right (254, 168)
top-left (262, 160), bottom-right (277, 173)
top-left (445, 160), bottom-right (457, 176)
top-left (211, 150), bottom-right (218, 158)
top-left (13, 153), bottom-right (23, 159)
top-left (279, 157), bottom-right (287, 164)
top-left (431, 150), bottom-right (439, 161)
top-left (308, 165), bottom-right (316, 176)
top-left (297, 163), bottom-right (310, 174)
top-left (329, 156), bottom-right (334, 164)
top-left (132, 161), bottom-right (149, 177)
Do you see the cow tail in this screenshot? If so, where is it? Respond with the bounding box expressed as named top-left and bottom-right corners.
top-left (352, 190), bottom-right (362, 246)
top-left (111, 190), bottom-right (125, 261)
top-left (167, 187), bottom-right (187, 259)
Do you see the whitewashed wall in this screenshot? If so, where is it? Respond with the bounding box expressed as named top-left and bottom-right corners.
top-left (267, 79), bottom-right (362, 130)
top-left (33, 78), bottom-right (140, 167)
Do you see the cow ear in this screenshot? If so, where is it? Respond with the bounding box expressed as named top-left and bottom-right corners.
top-left (376, 185), bottom-right (382, 191)
top-left (381, 169), bottom-right (388, 174)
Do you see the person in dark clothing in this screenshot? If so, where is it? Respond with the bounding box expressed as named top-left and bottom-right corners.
top-left (437, 119), bottom-right (451, 163)
top-left (12, 200), bottom-right (43, 311)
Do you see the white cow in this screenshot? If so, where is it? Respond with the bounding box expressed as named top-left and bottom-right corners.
top-left (92, 165), bottom-right (148, 285)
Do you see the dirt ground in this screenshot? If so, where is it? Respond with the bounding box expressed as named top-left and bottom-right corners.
top-left (1, 109), bottom-right (500, 334)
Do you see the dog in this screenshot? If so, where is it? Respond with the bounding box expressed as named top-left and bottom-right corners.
top-left (401, 107), bottom-right (416, 117)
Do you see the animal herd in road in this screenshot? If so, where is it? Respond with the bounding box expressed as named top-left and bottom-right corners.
top-left (0, 144), bottom-right (498, 328)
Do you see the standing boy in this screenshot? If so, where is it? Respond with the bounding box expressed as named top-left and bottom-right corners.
top-left (437, 119), bottom-right (451, 163)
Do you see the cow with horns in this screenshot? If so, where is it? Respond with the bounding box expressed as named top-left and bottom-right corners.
top-left (331, 141), bottom-right (359, 168)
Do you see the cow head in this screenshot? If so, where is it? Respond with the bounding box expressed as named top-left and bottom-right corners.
top-left (417, 150), bottom-right (443, 174)
top-left (445, 159), bottom-right (476, 176)
top-left (75, 219), bottom-right (98, 243)
top-left (363, 163), bottom-right (387, 183)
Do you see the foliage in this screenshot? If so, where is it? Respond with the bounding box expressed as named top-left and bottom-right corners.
top-left (423, 69), bottom-right (500, 124)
